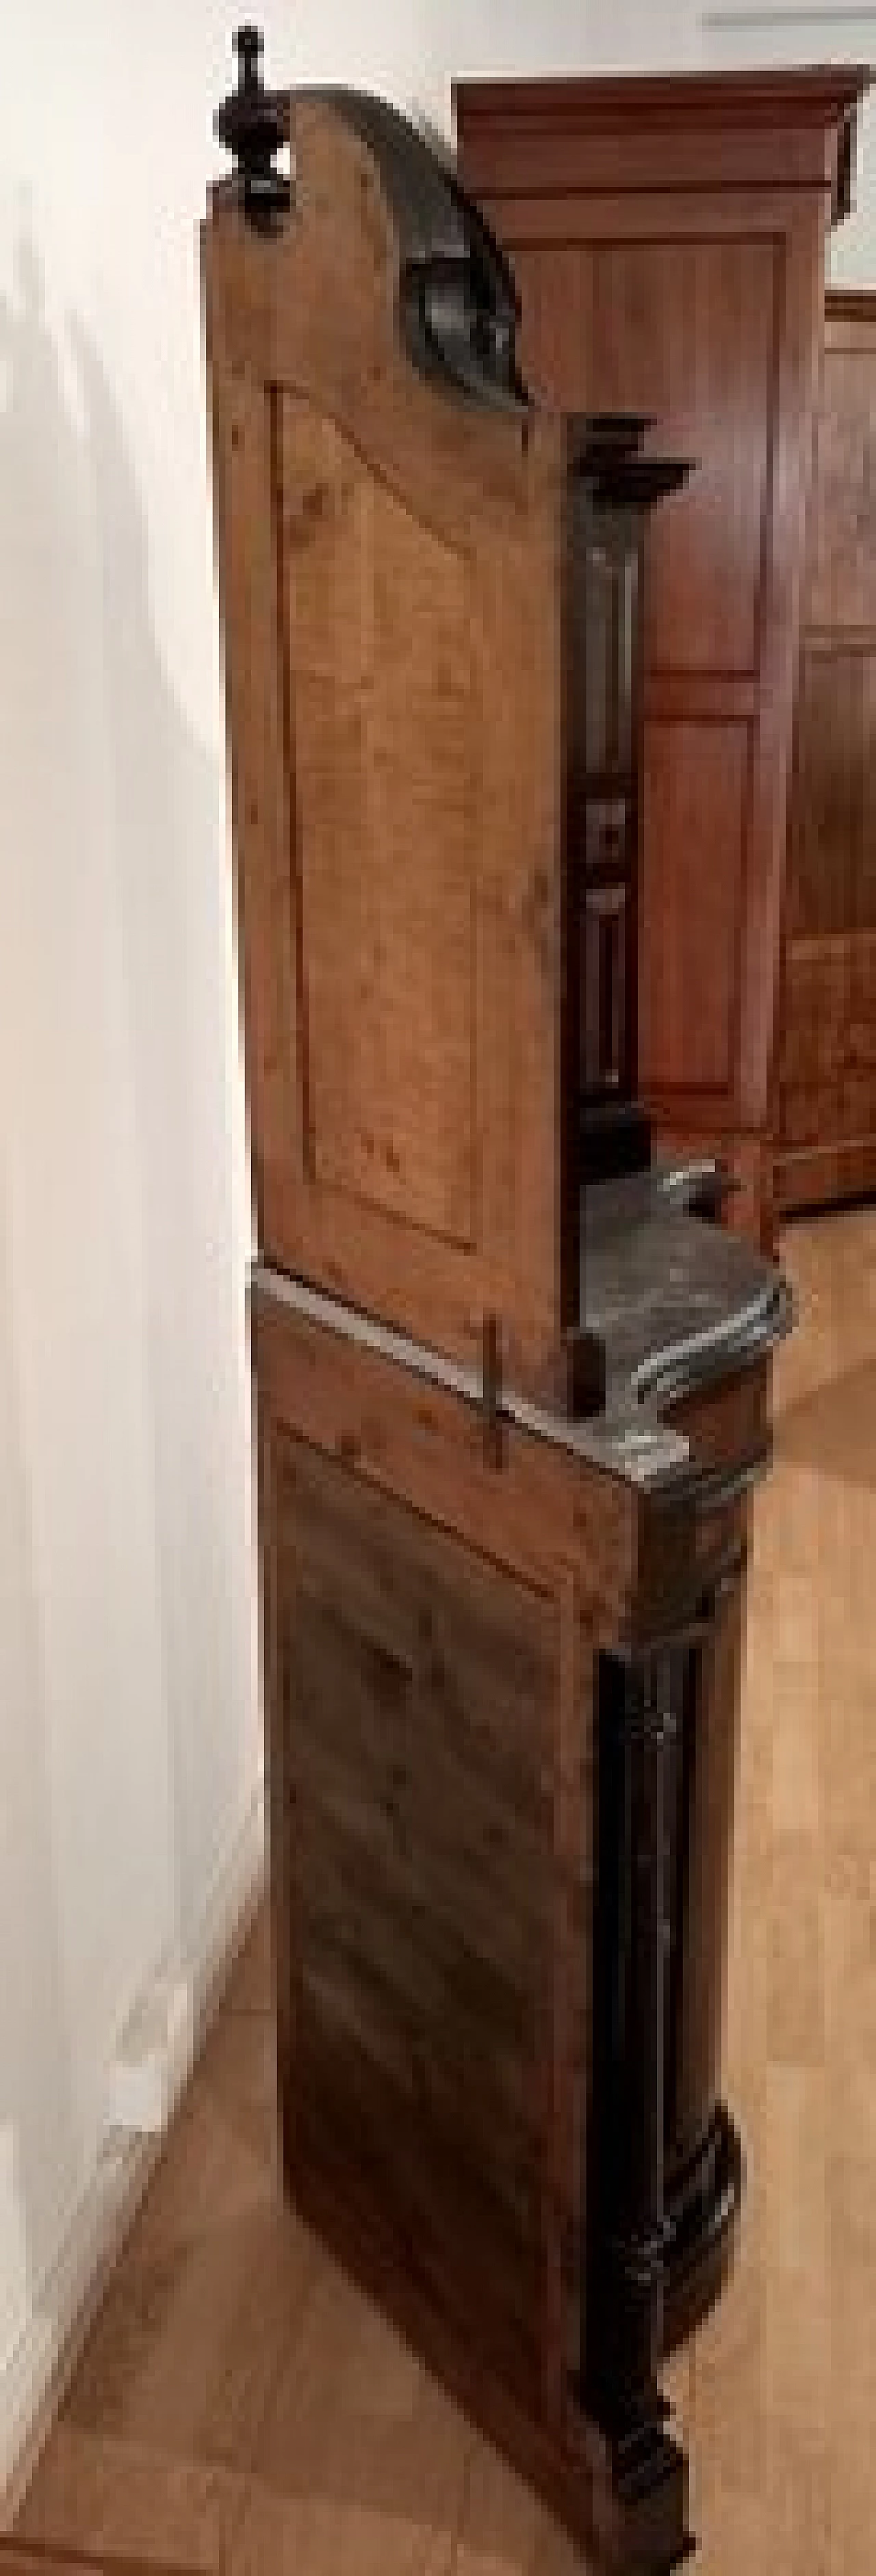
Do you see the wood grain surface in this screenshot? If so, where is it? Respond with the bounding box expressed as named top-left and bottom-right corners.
top-left (454, 69), bottom-right (867, 1258)
top-left (777, 291), bottom-right (876, 1216)
top-left (10, 1214), bottom-right (874, 2576)
top-left (202, 99), bottom-right (574, 1395)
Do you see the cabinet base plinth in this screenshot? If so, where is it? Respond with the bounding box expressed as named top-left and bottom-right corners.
top-left (286, 2134), bottom-right (693, 2576)
top-left (604, 2418), bottom-right (696, 2576)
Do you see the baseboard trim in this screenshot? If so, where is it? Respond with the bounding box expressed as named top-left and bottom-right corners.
top-left (0, 1772), bottom-right (266, 2531)
top-left (775, 1133), bottom-right (876, 1219)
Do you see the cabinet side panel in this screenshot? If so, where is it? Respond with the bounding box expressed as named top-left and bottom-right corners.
top-left (201, 246), bottom-right (303, 1215)
top-left (277, 395), bottom-right (478, 1245)
top-left (205, 132), bottom-right (569, 1386)
top-left (273, 1435), bottom-right (582, 2419)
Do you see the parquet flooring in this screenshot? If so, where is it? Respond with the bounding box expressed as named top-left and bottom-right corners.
top-left (7, 1210), bottom-right (875, 2575)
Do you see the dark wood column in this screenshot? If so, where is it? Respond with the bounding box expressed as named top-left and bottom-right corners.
top-left (660, 1552), bottom-right (747, 2353)
top-left (586, 1648), bottom-right (667, 2422)
top-left (582, 1648), bottom-right (691, 2570)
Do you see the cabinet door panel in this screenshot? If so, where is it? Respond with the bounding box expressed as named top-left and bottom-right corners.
top-left (641, 720), bottom-right (751, 1095)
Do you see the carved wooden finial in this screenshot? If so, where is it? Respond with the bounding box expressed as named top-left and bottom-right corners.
top-left (214, 24), bottom-right (292, 231)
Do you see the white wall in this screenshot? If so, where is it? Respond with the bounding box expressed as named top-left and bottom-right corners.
top-left (0, 2), bottom-right (270, 2489)
top-left (1, 0), bottom-right (873, 2503)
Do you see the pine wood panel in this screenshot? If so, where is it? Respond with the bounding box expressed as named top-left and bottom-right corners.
top-left (279, 397), bottom-right (477, 1242)
top-left (257, 1345), bottom-right (645, 2517)
top-left (777, 292), bottom-right (876, 1214)
top-left (277, 1440), bottom-right (558, 2415)
top-left (454, 71), bottom-right (866, 1256)
top-left (204, 363), bottom-right (303, 1232)
top-left (202, 103), bottom-right (573, 1394)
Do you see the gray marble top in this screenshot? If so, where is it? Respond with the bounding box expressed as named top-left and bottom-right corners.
top-left (248, 1158), bottom-right (794, 1498)
top-left (580, 1161), bottom-right (787, 1409)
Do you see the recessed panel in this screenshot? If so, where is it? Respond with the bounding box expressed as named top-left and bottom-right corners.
top-left (641, 718), bottom-right (751, 1094)
top-left (279, 1441), bottom-right (556, 2407)
top-left (280, 398), bottom-right (478, 1243)
top-left (807, 350), bottom-right (876, 632)
top-left (788, 649), bottom-right (866, 939)
top-left (590, 238), bottom-right (778, 676)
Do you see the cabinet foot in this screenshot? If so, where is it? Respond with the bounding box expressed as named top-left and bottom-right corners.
top-left (574, 2391), bottom-right (695, 2576)
top-left (662, 2103), bottom-right (745, 2356)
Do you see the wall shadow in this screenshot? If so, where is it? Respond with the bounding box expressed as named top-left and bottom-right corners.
top-left (0, 1165), bottom-right (78, 2375)
top-left (0, 200), bottom-right (257, 2386)
top-left (66, 284), bottom-right (257, 1952)
top-left (0, 213), bottom-right (101, 2366)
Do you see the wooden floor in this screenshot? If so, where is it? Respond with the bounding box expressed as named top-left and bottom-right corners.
top-left (6, 1210), bottom-right (875, 2576)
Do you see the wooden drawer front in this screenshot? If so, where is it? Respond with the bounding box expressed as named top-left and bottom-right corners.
top-left (279, 1440), bottom-right (557, 2408)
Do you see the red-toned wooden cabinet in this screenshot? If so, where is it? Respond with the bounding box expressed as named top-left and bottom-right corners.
top-left (454, 70), bottom-right (867, 1253)
top-left (777, 289), bottom-right (876, 1216)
